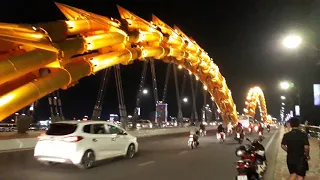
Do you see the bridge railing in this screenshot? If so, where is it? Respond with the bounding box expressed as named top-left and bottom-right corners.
top-left (300, 124), bottom-right (320, 138)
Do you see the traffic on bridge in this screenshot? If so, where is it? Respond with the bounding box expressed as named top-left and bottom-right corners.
top-left (0, 1), bottom-right (320, 180)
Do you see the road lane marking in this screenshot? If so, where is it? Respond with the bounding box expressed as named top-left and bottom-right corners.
top-left (179, 151), bottom-right (188, 155)
top-left (265, 130), bottom-right (278, 151)
top-left (138, 161), bottom-right (155, 166)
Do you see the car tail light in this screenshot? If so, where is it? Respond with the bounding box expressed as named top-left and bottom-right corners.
top-left (63, 136), bottom-right (83, 142)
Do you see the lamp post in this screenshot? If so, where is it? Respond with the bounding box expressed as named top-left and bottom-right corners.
top-left (279, 81), bottom-right (301, 117)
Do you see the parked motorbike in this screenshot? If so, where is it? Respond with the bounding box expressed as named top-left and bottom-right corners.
top-left (217, 132), bottom-right (225, 143)
top-left (234, 132), bottom-right (244, 144)
top-left (234, 137), bottom-right (267, 180)
top-left (188, 134), bottom-right (198, 149)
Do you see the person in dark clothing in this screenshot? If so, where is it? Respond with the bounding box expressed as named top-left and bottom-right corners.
top-left (217, 123), bottom-right (224, 133)
top-left (200, 123), bottom-right (206, 131)
top-left (235, 122), bottom-right (243, 133)
top-left (281, 117), bottom-right (310, 180)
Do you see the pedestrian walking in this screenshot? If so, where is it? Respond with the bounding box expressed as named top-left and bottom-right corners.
top-left (281, 117), bottom-right (310, 180)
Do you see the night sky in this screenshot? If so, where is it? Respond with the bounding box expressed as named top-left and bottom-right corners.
top-left (1, 0), bottom-right (320, 125)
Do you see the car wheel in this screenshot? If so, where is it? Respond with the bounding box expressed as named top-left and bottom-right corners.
top-left (126, 144), bottom-right (135, 159)
top-left (78, 150), bottom-right (95, 169)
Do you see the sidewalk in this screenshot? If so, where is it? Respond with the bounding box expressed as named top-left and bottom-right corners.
top-left (274, 127), bottom-right (320, 180)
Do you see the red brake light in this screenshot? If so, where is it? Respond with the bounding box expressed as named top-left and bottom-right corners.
top-left (63, 136), bottom-right (83, 142)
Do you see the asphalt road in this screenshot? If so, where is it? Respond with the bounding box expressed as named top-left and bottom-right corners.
top-left (0, 128), bottom-right (280, 180)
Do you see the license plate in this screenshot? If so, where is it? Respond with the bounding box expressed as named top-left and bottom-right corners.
top-left (237, 175), bottom-right (248, 180)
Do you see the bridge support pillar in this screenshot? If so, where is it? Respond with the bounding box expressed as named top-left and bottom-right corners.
top-left (114, 64), bottom-right (128, 129)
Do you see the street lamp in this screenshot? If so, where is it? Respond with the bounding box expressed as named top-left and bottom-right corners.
top-left (203, 85), bottom-right (208, 91)
top-left (283, 35), bottom-right (302, 49)
top-left (279, 81), bottom-right (301, 116)
top-left (281, 96), bottom-right (286, 100)
top-left (183, 97), bottom-right (188, 103)
top-left (280, 81), bottom-right (290, 90)
top-left (142, 89), bottom-right (148, 94)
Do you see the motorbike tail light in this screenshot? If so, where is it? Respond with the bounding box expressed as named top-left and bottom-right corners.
top-left (63, 136), bottom-right (83, 142)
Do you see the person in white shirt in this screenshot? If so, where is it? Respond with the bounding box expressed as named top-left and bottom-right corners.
top-left (227, 122), bottom-right (233, 135)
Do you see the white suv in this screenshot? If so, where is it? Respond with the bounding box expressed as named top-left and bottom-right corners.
top-left (34, 121), bottom-right (138, 169)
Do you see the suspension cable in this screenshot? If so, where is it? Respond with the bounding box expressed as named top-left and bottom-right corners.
top-left (150, 58), bottom-right (159, 104)
top-left (135, 61), bottom-right (148, 107)
top-left (132, 60), bottom-right (148, 129)
top-left (55, 90), bottom-right (65, 120)
top-left (92, 68), bottom-right (110, 119)
top-left (162, 63), bottom-right (171, 102)
top-left (180, 70), bottom-right (187, 98)
top-left (190, 75), bottom-right (198, 123)
top-left (114, 64), bottom-right (127, 129)
top-left (191, 79), bottom-right (200, 123)
top-left (173, 64), bottom-right (183, 123)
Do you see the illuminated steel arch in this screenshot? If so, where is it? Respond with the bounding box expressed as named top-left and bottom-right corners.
top-left (243, 87), bottom-right (268, 122)
top-left (0, 3), bottom-right (238, 124)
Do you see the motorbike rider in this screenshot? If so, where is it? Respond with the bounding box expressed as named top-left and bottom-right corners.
top-left (217, 123), bottom-right (225, 139)
top-left (218, 123), bottom-right (224, 132)
top-left (235, 122), bottom-right (243, 133)
top-left (258, 123), bottom-right (264, 136)
top-left (266, 124), bottom-right (270, 132)
top-left (248, 123), bottom-right (253, 133)
top-left (235, 122), bottom-right (244, 139)
top-left (189, 126), bottom-right (200, 146)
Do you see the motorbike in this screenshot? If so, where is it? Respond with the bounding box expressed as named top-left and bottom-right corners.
top-left (234, 137), bottom-right (267, 180)
top-left (200, 129), bottom-right (206, 137)
top-left (188, 134), bottom-right (198, 149)
top-left (217, 132), bottom-right (225, 143)
top-left (267, 128), bottom-right (270, 133)
top-left (248, 127), bottom-right (252, 134)
top-left (234, 132), bottom-right (244, 144)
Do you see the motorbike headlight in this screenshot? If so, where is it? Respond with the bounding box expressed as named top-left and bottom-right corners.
top-left (235, 149), bottom-right (244, 157)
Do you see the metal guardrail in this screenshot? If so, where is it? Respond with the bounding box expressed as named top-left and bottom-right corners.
top-left (300, 125), bottom-right (320, 138)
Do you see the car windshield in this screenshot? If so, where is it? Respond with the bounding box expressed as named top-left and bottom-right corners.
top-left (46, 123), bottom-right (77, 135)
